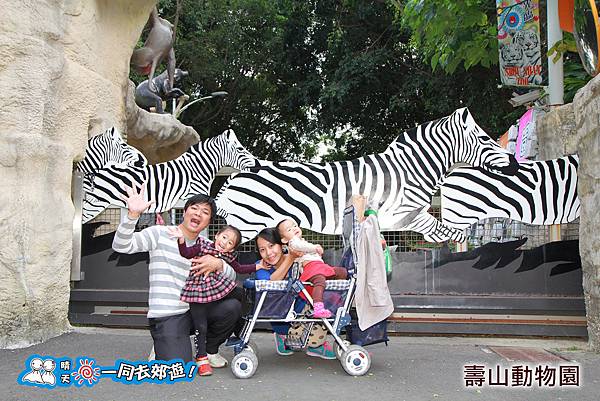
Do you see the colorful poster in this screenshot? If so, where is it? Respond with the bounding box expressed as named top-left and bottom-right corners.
top-left (497, 0), bottom-right (543, 87)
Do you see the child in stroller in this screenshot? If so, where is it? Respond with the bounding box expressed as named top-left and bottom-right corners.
top-left (277, 218), bottom-right (348, 318)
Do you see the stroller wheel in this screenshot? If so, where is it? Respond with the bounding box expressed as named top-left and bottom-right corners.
top-left (334, 340), bottom-right (351, 360)
top-left (341, 345), bottom-right (371, 376)
top-left (231, 350), bottom-right (259, 379)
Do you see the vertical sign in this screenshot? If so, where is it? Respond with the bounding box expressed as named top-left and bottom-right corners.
top-left (515, 108), bottom-right (538, 161)
top-left (497, 0), bottom-right (543, 86)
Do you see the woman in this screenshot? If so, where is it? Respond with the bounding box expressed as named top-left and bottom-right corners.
top-left (252, 227), bottom-right (336, 359)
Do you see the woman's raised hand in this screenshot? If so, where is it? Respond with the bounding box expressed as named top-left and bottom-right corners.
top-left (255, 260), bottom-right (270, 271)
top-left (122, 183), bottom-right (155, 219)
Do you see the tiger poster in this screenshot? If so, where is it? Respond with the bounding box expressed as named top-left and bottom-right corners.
top-left (497, 0), bottom-right (543, 87)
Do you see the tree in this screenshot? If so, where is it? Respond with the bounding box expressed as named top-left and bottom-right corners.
top-left (398, 0), bottom-right (499, 73)
top-left (314, 0), bottom-right (517, 159)
top-left (139, 0), bottom-right (517, 162)
top-left (151, 0), bottom-right (323, 161)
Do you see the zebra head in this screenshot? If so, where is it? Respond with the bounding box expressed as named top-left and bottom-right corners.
top-left (214, 129), bottom-right (258, 172)
top-left (77, 127), bottom-right (147, 174)
top-left (454, 108), bottom-right (519, 175)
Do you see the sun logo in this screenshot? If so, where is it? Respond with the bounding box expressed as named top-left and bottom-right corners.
top-left (71, 358), bottom-right (101, 386)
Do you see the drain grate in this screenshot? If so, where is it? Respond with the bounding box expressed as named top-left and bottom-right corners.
top-left (488, 346), bottom-right (569, 362)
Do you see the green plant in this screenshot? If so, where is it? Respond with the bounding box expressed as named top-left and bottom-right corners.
top-left (547, 32), bottom-right (592, 102)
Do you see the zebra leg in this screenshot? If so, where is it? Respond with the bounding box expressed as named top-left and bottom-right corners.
top-left (400, 211), bottom-right (467, 243)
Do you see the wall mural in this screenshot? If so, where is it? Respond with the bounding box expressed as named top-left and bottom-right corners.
top-left (74, 108), bottom-right (584, 326)
top-left (386, 238), bottom-right (582, 297)
top-left (78, 108), bottom-right (578, 249)
top-left (77, 127), bottom-right (148, 178)
top-left (75, 228), bottom-right (582, 302)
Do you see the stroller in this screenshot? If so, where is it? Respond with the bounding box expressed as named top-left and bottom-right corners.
top-left (230, 201), bottom-right (386, 378)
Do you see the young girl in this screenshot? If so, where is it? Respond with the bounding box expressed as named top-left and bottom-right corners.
top-left (169, 224), bottom-right (243, 376)
top-left (276, 218), bottom-right (348, 318)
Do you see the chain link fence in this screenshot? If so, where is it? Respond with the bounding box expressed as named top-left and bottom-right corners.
top-left (466, 218), bottom-right (580, 250)
top-left (87, 205), bottom-right (579, 253)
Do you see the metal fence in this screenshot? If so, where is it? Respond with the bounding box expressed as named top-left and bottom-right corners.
top-left (86, 208), bottom-right (123, 237)
top-left (87, 206), bottom-right (579, 253)
top-left (466, 218), bottom-right (580, 250)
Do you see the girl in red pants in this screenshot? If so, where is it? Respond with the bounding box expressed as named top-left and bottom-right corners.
top-left (277, 218), bottom-right (347, 318)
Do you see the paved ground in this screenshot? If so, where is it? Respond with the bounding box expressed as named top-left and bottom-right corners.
top-left (1, 327), bottom-right (598, 401)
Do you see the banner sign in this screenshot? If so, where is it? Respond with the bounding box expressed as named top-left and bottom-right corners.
top-left (497, 0), bottom-right (543, 87)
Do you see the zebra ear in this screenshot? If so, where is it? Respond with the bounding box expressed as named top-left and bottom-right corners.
top-left (223, 129), bottom-right (239, 143)
top-left (459, 107), bottom-right (474, 125)
top-left (110, 127), bottom-right (123, 143)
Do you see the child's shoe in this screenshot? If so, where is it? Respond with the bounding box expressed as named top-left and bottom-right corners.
top-left (312, 302), bottom-right (332, 318)
top-left (274, 333), bottom-right (294, 356)
top-left (147, 346), bottom-right (155, 361)
top-left (195, 356), bottom-right (213, 376)
top-left (306, 341), bottom-right (336, 360)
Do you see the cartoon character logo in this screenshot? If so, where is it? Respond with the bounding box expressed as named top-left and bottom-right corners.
top-left (20, 357), bottom-right (57, 386)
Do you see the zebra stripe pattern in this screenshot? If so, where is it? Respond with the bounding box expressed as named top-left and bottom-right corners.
top-left (76, 127), bottom-right (147, 175)
top-left (216, 108), bottom-right (518, 242)
top-left (440, 155), bottom-right (580, 230)
top-left (82, 130), bottom-right (257, 223)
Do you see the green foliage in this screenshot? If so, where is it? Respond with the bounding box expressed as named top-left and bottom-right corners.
top-left (563, 57), bottom-right (593, 103)
top-left (313, 0), bottom-right (515, 159)
top-left (147, 0), bottom-right (323, 161)
top-left (547, 32), bottom-right (592, 102)
top-left (399, 0), bottom-right (498, 74)
top-left (547, 32), bottom-right (579, 62)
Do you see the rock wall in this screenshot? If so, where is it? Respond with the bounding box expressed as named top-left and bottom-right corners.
top-left (0, 0), bottom-right (156, 348)
top-left (537, 74), bottom-right (600, 351)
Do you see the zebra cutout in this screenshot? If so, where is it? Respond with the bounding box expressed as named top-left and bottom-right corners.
top-left (439, 155), bottom-right (580, 231)
top-left (77, 127), bottom-right (148, 174)
top-left (82, 130), bottom-right (257, 223)
top-left (76, 127), bottom-right (148, 192)
top-left (216, 108), bottom-right (519, 242)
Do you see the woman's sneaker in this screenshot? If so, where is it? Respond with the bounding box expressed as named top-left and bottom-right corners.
top-left (274, 333), bottom-right (294, 356)
top-left (195, 356), bottom-right (213, 376)
top-left (306, 341), bottom-right (336, 360)
top-left (207, 352), bottom-right (228, 368)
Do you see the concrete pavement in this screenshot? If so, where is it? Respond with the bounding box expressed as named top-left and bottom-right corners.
top-left (1, 327), bottom-right (598, 401)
